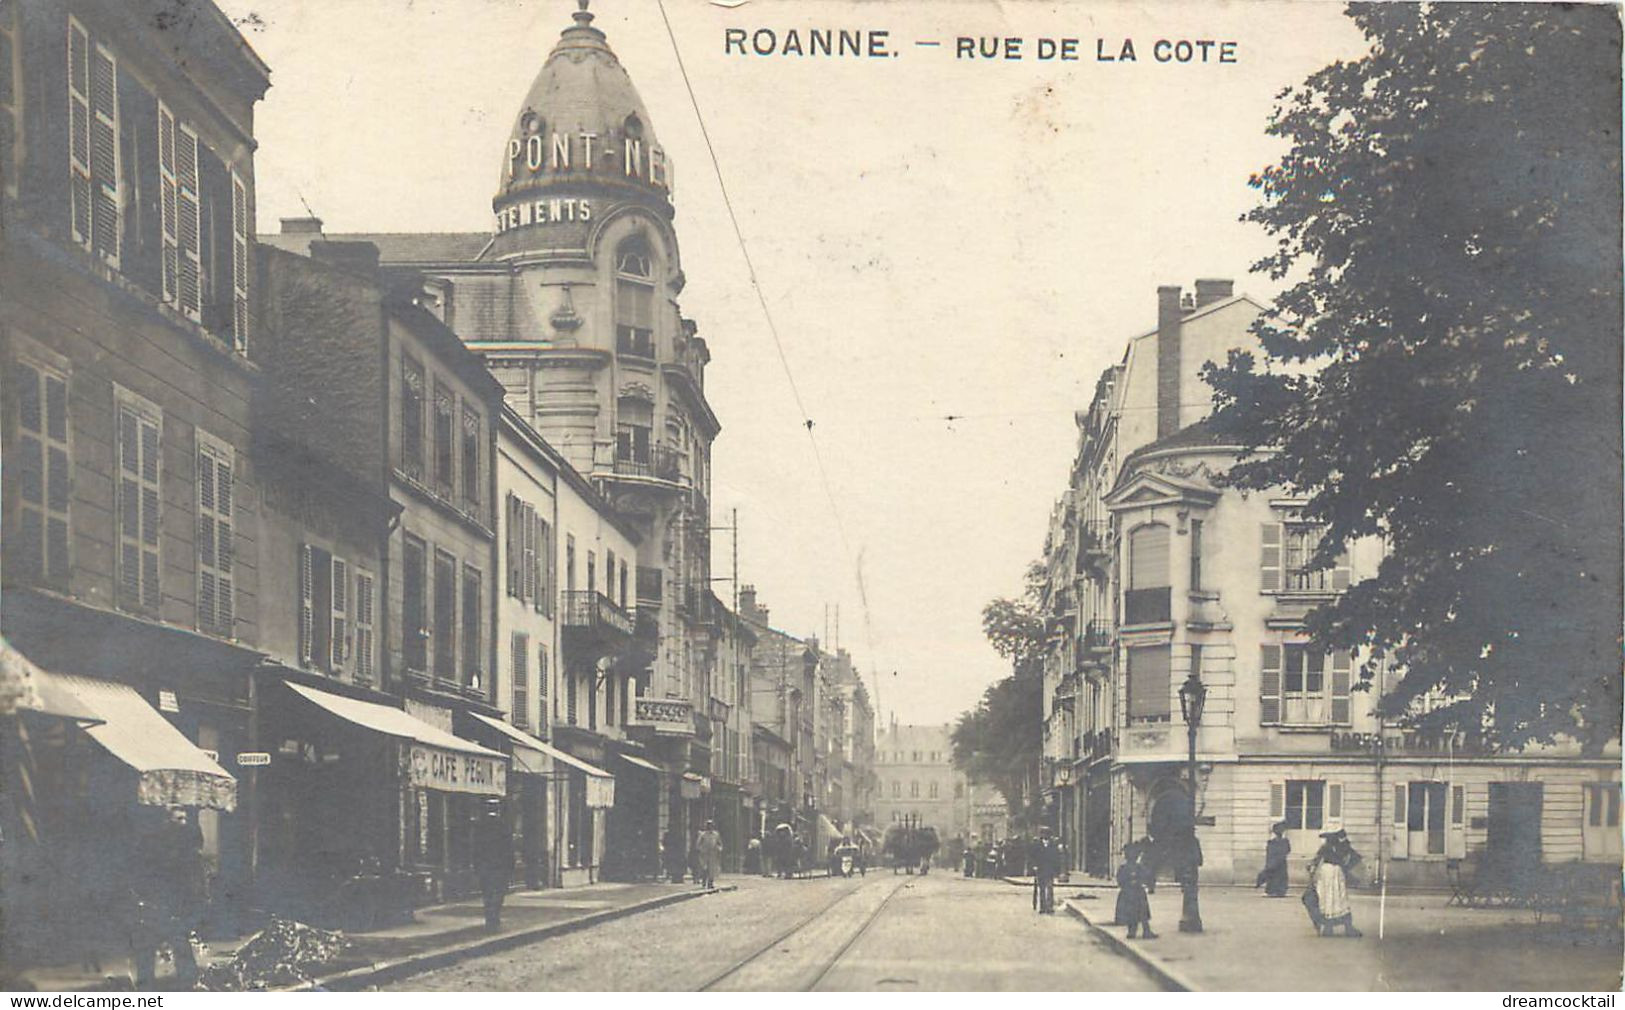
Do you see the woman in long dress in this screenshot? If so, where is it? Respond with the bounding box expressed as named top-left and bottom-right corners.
top-left (1115, 843), bottom-right (1157, 939)
top-left (1307, 830), bottom-right (1363, 937)
top-left (1255, 821), bottom-right (1291, 897)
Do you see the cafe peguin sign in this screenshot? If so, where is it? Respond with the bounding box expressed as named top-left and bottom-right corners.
top-left (404, 742), bottom-right (508, 797)
top-left (496, 119), bottom-right (672, 236)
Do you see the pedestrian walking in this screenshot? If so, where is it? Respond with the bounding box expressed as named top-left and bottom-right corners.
top-left (1255, 821), bottom-right (1291, 897)
top-left (128, 807), bottom-right (206, 988)
top-left (474, 800), bottom-right (513, 931)
top-left (1032, 826), bottom-right (1061, 914)
top-left (1114, 842), bottom-right (1157, 940)
top-left (1304, 829), bottom-right (1363, 938)
top-left (695, 821), bottom-right (722, 889)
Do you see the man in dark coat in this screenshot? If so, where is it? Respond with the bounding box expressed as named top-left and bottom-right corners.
top-left (474, 801), bottom-right (513, 931)
top-left (130, 808), bottom-right (206, 988)
top-left (1032, 826), bottom-right (1063, 914)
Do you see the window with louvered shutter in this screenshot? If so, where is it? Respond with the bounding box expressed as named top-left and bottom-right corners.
top-left (1330, 650), bottom-right (1352, 724)
top-left (89, 42), bottom-right (119, 264)
top-left (1261, 522), bottom-right (1282, 592)
top-left (158, 104), bottom-right (178, 303)
top-left (511, 633), bottom-right (529, 730)
top-left (15, 359), bottom-right (71, 587)
top-left (195, 432), bottom-right (234, 637)
top-left (115, 390), bottom-right (161, 613)
top-left (1260, 644), bottom-right (1282, 724)
top-left (298, 544), bottom-right (314, 664)
top-left (505, 494), bottom-right (520, 597)
top-left (521, 503), bottom-right (537, 602)
top-left (462, 565), bottom-right (482, 688)
top-left (354, 570), bottom-right (375, 683)
top-left (67, 19), bottom-right (92, 248)
top-left (331, 556), bottom-right (348, 670)
top-left (175, 124), bottom-right (202, 320)
top-left (542, 520), bottom-right (555, 618)
top-left (230, 172), bottom-right (249, 352)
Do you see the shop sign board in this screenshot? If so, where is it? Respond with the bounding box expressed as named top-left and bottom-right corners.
top-left (406, 743), bottom-right (507, 796)
top-left (634, 697), bottom-right (694, 736)
top-left (236, 752), bottom-right (271, 767)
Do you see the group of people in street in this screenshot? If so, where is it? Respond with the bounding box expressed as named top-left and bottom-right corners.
top-left (659, 821), bottom-right (723, 889)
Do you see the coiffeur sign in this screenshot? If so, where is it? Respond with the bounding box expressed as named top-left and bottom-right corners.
top-left (407, 743), bottom-right (507, 797)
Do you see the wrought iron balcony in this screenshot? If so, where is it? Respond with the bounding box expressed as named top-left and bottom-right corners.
top-left (1079, 520), bottom-right (1111, 577)
top-left (561, 590), bottom-right (634, 654)
top-left (1085, 619), bottom-right (1114, 654)
top-left (611, 445), bottom-right (683, 482)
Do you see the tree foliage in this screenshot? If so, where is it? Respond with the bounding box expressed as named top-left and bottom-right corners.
top-left (954, 562), bottom-right (1045, 820)
top-left (1203, 4), bottom-right (1622, 753)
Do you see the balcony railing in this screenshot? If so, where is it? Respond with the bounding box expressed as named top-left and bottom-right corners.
top-left (1085, 619), bottom-right (1113, 653)
top-left (612, 445), bottom-right (682, 482)
top-left (561, 590), bottom-right (634, 639)
top-left (1079, 520), bottom-right (1111, 577)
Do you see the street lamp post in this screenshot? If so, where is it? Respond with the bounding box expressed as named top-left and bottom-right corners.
top-left (1177, 670), bottom-right (1207, 934)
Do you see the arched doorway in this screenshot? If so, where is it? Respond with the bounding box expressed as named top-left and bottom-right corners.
top-left (1146, 778), bottom-right (1193, 883)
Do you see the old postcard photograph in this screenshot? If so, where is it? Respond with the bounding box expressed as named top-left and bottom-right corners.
top-left (0, 0), bottom-right (1619, 995)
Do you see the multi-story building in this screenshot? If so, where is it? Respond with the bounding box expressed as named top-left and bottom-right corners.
top-left (822, 646), bottom-right (876, 829)
top-left (739, 585), bottom-right (827, 835)
top-left (873, 721), bottom-right (968, 841)
top-left (0, 0), bottom-right (269, 951)
top-left (1041, 279), bottom-right (1622, 886)
top-left (263, 2), bottom-right (722, 851)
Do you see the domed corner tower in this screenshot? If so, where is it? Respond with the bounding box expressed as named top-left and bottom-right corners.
top-left (486, 1), bottom-right (720, 763)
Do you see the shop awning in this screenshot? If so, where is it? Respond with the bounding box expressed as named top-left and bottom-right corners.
top-left (52, 672), bottom-right (237, 811)
top-left (466, 713), bottom-right (549, 776)
top-left (287, 682), bottom-right (507, 797)
top-left (618, 752), bottom-right (662, 773)
top-left (2, 639), bottom-right (99, 722)
top-left (538, 741), bottom-right (615, 809)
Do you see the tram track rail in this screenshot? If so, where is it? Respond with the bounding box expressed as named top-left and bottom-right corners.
top-left (695, 874), bottom-right (909, 991)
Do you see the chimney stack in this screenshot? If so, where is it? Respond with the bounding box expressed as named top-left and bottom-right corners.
top-left (280, 216), bottom-right (324, 235)
top-left (1157, 284), bottom-right (1183, 439)
top-left (1194, 278), bottom-right (1234, 309)
top-left (738, 584), bottom-right (760, 622)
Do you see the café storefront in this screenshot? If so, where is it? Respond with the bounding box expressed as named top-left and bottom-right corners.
top-left (256, 679), bottom-right (508, 919)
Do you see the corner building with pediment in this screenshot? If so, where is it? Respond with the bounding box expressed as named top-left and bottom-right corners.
top-left (265, 2), bottom-right (722, 867)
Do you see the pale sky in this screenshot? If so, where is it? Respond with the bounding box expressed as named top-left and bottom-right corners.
top-left (216, 0), bottom-right (1369, 724)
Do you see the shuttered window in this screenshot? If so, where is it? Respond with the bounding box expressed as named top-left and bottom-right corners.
top-left (330, 555), bottom-right (349, 670)
top-left (433, 550), bottom-right (457, 680)
top-left (298, 544), bottom-right (315, 665)
top-left (1126, 645), bottom-right (1171, 722)
top-left (230, 172), bottom-right (250, 351)
top-left (462, 565), bottom-right (482, 688)
top-left (354, 570), bottom-right (375, 684)
top-left (1263, 520), bottom-right (1350, 594)
top-left (67, 20), bottom-right (120, 264)
top-left (506, 494), bottom-right (522, 598)
top-left (403, 536), bottom-right (427, 671)
top-left (195, 432), bottom-right (234, 637)
top-left (115, 389), bottom-right (161, 613)
top-left (158, 104), bottom-right (178, 304)
top-left (1260, 644), bottom-right (1282, 724)
top-left (174, 122), bottom-right (202, 319)
top-left (539, 518), bottom-right (554, 617)
top-left (401, 357), bottom-right (426, 477)
top-left (511, 632), bottom-right (529, 730)
top-left (15, 360), bottom-right (71, 586)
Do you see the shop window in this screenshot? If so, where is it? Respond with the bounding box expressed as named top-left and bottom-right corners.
top-left (1125, 523), bottom-right (1170, 624)
top-left (195, 433), bottom-right (235, 636)
top-left (14, 359), bottom-right (71, 587)
top-left (1126, 645), bottom-right (1171, 723)
top-left (402, 536), bottom-right (428, 672)
top-left (115, 387), bottom-right (161, 613)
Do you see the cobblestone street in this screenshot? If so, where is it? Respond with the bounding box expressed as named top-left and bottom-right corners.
top-left (390, 874), bottom-right (1165, 991)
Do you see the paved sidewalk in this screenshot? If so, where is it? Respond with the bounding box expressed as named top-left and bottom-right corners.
top-left (9, 880), bottom-right (721, 992)
top-left (1064, 884), bottom-right (1622, 991)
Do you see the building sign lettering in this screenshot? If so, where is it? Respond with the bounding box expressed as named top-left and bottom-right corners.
top-left (1329, 730), bottom-right (1484, 756)
top-left (494, 197), bottom-right (594, 235)
top-left (406, 743), bottom-right (507, 796)
top-left (634, 697), bottom-right (694, 736)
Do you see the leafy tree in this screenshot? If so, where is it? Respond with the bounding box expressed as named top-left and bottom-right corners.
top-left (954, 562), bottom-right (1045, 821)
top-left (1204, 4), bottom-right (1622, 753)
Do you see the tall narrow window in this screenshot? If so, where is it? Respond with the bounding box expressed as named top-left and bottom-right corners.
top-left (401, 358), bottom-right (425, 477)
top-left (462, 565), bottom-right (482, 689)
top-left (539, 646), bottom-right (552, 728)
top-left (354, 570), bottom-right (376, 683)
top-left (432, 382), bottom-right (454, 493)
top-left (298, 544), bottom-right (336, 669)
top-left (461, 407), bottom-right (482, 511)
top-left (403, 536), bottom-right (428, 672)
top-left (68, 20), bottom-right (120, 264)
top-left (605, 672), bottom-right (616, 727)
top-left (1126, 645), bottom-right (1171, 723)
top-left (1189, 518), bottom-right (1203, 592)
top-left (330, 555), bottom-right (348, 670)
top-left (511, 632), bottom-right (530, 730)
top-left (230, 172), bottom-right (250, 351)
top-left (567, 669), bottom-right (578, 725)
top-left (619, 560), bottom-right (629, 611)
top-left (433, 550), bottom-right (457, 681)
top-left (1125, 523), bottom-right (1171, 624)
top-left (195, 433), bottom-right (235, 636)
top-left (538, 517), bottom-right (554, 617)
top-left (115, 389), bottom-right (161, 612)
top-left (616, 399), bottom-right (653, 469)
top-left (615, 245), bottom-right (655, 357)
top-left (15, 360), bottom-right (71, 586)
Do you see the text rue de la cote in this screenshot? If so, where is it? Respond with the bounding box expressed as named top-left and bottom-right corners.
top-left (723, 28), bottom-right (1240, 65)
